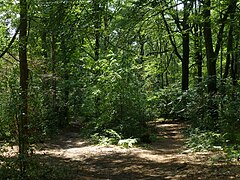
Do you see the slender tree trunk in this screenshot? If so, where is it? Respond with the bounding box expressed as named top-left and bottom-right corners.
top-left (61, 39), bottom-right (69, 127)
top-left (161, 1), bottom-right (191, 91)
top-left (223, 26), bottom-right (233, 79)
top-left (194, 0), bottom-right (203, 82)
top-left (92, 0), bottom-right (101, 118)
top-left (230, 4), bottom-right (237, 86)
top-left (182, 0), bottom-right (190, 91)
top-left (231, 52), bottom-right (237, 86)
top-left (233, 49), bottom-right (238, 86)
top-left (161, 73), bottom-right (164, 88)
top-left (103, 0), bottom-right (109, 51)
top-left (182, 36), bottom-right (189, 90)
top-left (51, 34), bottom-right (57, 110)
top-left (203, 0), bottom-right (217, 93)
top-left (165, 72), bottom-right (169, 86)
top-left (19, 0), bottom-right (29, 174)
top-left (93, 0), bottom-right (101, 61)
top-left (220, 43), bottom-right (223, 79)
top-left (223, 1), bottom-right (236, 80)
top-left (195, 35), bottom-right (203, 82)
top-left (231, 39), bottom-right (238, 86)
top-left (139, 34), bottom-right (145, 64)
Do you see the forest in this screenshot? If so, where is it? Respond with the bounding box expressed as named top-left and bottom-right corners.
top-left (1, 0), bottom-right (240, 179)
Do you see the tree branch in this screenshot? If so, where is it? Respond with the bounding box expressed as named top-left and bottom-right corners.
top-left (161, 12), bottom-right (183, 62)
top-left (214, 0), bottom-right (237, 59)
top-left (7, 52), bottom-right (20, 62)
top-left (0, 26), bottom-right (20, 59)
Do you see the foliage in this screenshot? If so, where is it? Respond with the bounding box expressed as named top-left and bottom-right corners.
top-left (186, 128), bottom-right (225, 152)
top-left (81, 52), bottom-right (148, 138)
top-left (225, 145), bottom-right (240, 161)
top-left (218, 80), bottom-right (240, 143)
top-left (118, 138), bottom-right (138, 148)
top-left (1, 0), bottom-right (240, 177)
top-left (90, 128), bottom-right (139, 148)
top-left (90, 129), bottom-right (121, 145)
top-left (147, 83), bottom-right (182, 118)
top-left (0, 67), bottom-right (20, 142)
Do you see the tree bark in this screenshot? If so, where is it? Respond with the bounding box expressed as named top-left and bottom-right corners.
top-left (93, 0), bottom-right (101, 61)
top-left (182, 0), bottom-right (190, 90)
top-left (202, 0), bottom-right (217, 93)
top-left (202, 0), bottom-right (237, 126)
top-left (194, 0), bottom-right (203, 82)
top-left (92, 0), bottom-right (102, 118)
top-left (161, 1), bottom-right (191, 91)
top-left (19, 0), bottom-right (29, 174)
top-left (202, 0), bottom-right (219, 127)
top-left (230, 3), bottom-right (237, 86)
top-left (61, 39), bottom-right (69, 127)
top-left (223, 0), bottom-right (237, 82)
top-left (51, 34), bottom-right (57, 110)
top-left (223, 26), bottom-right (233, 79)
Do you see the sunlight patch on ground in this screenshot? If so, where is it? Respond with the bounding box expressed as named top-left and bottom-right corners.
top-left (0, 145), bottom-right (18, 157)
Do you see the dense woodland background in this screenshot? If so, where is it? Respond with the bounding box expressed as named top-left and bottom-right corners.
top-left (1, 0), bottom-right (240, 177)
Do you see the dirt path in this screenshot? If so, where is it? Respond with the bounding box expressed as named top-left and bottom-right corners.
top-left (35, 119), bottom-right (240, 180)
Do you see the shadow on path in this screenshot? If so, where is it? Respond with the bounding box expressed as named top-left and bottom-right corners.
top-left (1, 119), bottom-right (240, 179)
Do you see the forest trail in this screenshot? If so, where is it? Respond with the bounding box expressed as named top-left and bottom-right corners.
top-left (35, 119), bottom-right (240, 180)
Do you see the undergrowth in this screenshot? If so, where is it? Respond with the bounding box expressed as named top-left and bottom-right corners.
top-left (185, 128), bottom-right (225, 152)
top-left (185, 128), bottom-right (240, 161)
top-left (90, 128), bottom-right (139, 148)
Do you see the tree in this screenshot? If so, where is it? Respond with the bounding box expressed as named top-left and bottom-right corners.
top-left (203, 0), bottom-right (237, 93)
top-left (19, 0), bottom-right (29, 174)
top-left (201, 0), bottom-right (237, 127)
top-left (161, 0), bottom-right (192, 91)
top-left (193, 0), bottom-right (203, 83)
top-left (223, 0), bottom-right (238, 86)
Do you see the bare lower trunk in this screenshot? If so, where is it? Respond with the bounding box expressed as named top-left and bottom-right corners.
top-left (19, 0), bottom-right (29, 174)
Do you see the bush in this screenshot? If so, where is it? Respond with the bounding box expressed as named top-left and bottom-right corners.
top-left (90, 129), bottom-right (121, 145)
top-left (186, 128), bottom-right (225, 151)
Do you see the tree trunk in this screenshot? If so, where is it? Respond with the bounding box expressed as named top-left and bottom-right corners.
top-left (231, 38), bottom-right (238, 86)
top-left (202, 0), bottom-right (236, 126)
top-left (223, 26), bottom-right (233, 79)
top-left (223, 1), bottom-right (237, 81)
top-left (161, 1), bottom-right (191, 91)
top-left (51, 34), bottom-right (57, 110)
top-left (61, 39), bottom-right (69, 127)
top-left (204, 0), bottom-right (237, 91)
top-left (93, 0), bottom-right (101, 61)
top-left (92, 0), bottom-right (102, 118)
top-left (230, 4), bottom-right (237, 86)
top-left (139, 34), bottom-right (145, 64)
top-left (182, 0), bottom-right (190, 91)
top-left (202, 0), bottom-right (219, 127)
top-left (182, 34), bottom-right (189, 90)
top-left (19, 0), bottom-right (29, 174)
top-left (103, 0), bottom-right (109, 51)
top-left (194, 0), bottom-right (203, 82)
top-left (203, 0), bottom-right (217, 93)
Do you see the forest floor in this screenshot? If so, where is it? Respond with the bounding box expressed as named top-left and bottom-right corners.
top-left (33, 119), bottom-right (240, 180)
top-left (2, 119), bottom-right (240, 179)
